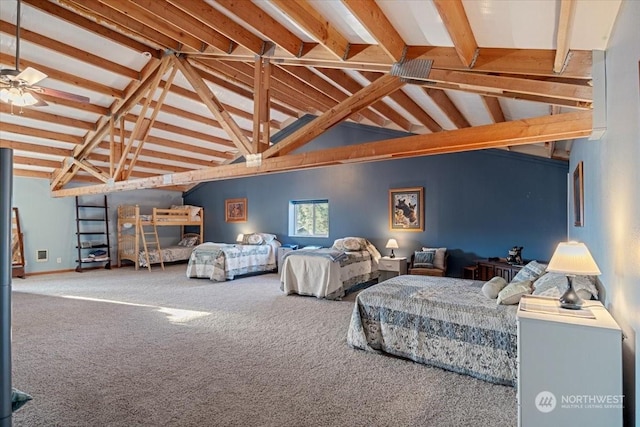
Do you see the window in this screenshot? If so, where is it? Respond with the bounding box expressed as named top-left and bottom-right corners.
top-left (289, 199), bottom-right (329, 237)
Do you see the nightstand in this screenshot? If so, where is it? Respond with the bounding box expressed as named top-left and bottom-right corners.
top-left (517, 296), bottom-right (622, 427)
top-left (378, 256), bottom-right (407, 281)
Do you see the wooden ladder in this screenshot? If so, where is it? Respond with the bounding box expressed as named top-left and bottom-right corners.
top-left (139, 222), bottom-right (164, 271)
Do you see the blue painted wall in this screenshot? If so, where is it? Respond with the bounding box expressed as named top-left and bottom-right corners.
top-left (185, 118), bottom-right (568, 276)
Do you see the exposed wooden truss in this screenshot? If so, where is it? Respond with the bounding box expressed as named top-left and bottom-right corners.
top-left (0, 0), bottom-right (611, 198)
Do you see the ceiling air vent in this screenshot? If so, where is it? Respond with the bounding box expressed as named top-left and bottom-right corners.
top-left (390, 58), bottom-right (434, 85)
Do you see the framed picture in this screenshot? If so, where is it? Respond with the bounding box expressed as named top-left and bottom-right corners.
top-left (389, 187), bottom-right (424, 231)
top-left (573, 162), bottom-right (584, 227)
top-left (225, 198), bottom-right (247, 223)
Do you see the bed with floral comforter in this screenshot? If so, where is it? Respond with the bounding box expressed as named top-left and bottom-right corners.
top-left (347, 275), bottom-right (518, 386)
top-left (186, 239), bottom-right (280, 281)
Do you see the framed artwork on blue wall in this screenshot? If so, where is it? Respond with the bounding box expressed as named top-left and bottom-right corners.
top-left (573, 162), bottom-right (584, 227)
top-left (389, 187), bottom-right (424, 231)
top-left (225, 198), bottom-right (247, 223)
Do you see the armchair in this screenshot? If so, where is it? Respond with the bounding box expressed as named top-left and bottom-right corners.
top-left (409, 249), bottom-right (448, 277)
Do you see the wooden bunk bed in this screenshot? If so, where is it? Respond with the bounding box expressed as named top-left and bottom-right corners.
top-left (117, 205), bottom-right (204, 271)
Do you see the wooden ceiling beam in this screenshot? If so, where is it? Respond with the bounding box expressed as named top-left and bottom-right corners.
top-left (50, 112), bottom-right (592, 197)
top-left (189, 60), bottom-right (301, 117)
top-left (214, 0), bottom-right (304, 57)
top-left (23, 0), bottom-right (160, 57)
top-left (0, 52), bottom-right (123, 99)
top-left (432, 0), bottom-right (478, 68)
top-left (423, 87), bottom-right (470, 129)
top-left (341, 0), bottom-right (405, 62)
top-left (263, 74), bottom-right (405, 158)
top-left (130, 0), bottom-right (237, 54)
top-left (60, 0), bottom-right (181, 51)
top-left (0, 104), bottom-right (94, 131)
top-left (278, 65), bottom-right (387, 127)
top-left (271, 0), bottom-right (350, 60)
top-left (175, 56), bottom-right (253, 156)
top-left (165, 0), bottom-right (264, 54)
top-left (193, 59), bottom-right (317, 116)
top-left (0, 122), bottom-right (83, 145)
top-left (554, 0), bottom-right (576, 73)
top-left (482, 96), bottom-right (506, 123)
top-left (316, 68), bottom-right (411, 131)
top-left (0, 21), bottom-right (139, 80)
top-left (360, 71), bottom-right (442, 132)
top-left (90, 0), bottom-right (204, 52)
top-left (0, 140), bottom-right (72, 157)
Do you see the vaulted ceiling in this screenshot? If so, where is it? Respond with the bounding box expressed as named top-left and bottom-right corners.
top-left (0, 0), bottom-right (622, 197)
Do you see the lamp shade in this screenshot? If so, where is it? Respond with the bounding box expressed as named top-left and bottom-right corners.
top-left (546, 241), bottom-right (601, 275)
top-left (236, 233), bottom-right (244, 243)
top-left (385, 238), bottom-right (399, 249)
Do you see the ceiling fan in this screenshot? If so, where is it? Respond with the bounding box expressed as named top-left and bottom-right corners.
top-left (0, 0), bottom-right (90, 109)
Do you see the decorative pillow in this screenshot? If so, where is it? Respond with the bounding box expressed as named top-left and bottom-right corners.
top-left (482, 276), bottom-right (508, 299)
top-left (257, 233), bottom-right (276, 243)
top-left (497, 280), bottom-right (533, 305)
top-left (343, 237), bottom-right (365, 251)
top-left (422, 247), bottom-right (447, 270)
top-left (413, 250), bottom-right (436, 268)
top-left (511, 260), bottom-right (547, 284)
top-left (177, 235), bottom-right (199, 247)
top-left (532, 272), bottom-right (598, 300)
top-left (11, 387), bottom-right (32, 412)
top-left (332, 238), bottom-right (345, 251)
top-left (242, 233), bottom-right (264, 245)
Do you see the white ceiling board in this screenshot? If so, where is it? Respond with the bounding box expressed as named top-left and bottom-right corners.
top-left (376, 0), bottom-right (453, 46)
top-left (401, 85), bottom-right (456, 131)
top-left (498, 98), bottom-right (550, 121)
top-left (309, 0), bottom-right (377, 44)
top-left (445, 90), bottom-right (493, 126)
top-left (254, 1), bottom-right (317, 43)
top-left (0, 113), bottom-right (86, 136)
top-left (463, 0), bottom-right (557, 49)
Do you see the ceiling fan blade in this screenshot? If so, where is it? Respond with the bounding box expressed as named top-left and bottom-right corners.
top-left (36, 87), bottom-right (90, 103)
top-left (16, 67), bottom-right (48, 86)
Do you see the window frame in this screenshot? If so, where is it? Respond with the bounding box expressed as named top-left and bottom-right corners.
top-left (288, 199), bottom-right (329, 238)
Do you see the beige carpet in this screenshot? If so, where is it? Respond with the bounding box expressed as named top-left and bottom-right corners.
top-left (10, 265), bottom-right (516, 426)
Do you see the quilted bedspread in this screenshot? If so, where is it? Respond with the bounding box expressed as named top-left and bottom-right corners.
top-left (280, 249), bottom-right (379, 300)
top-left (347, 275), bottom-right (518, 386)
top-left (186, 241), bottom-right (278, 281)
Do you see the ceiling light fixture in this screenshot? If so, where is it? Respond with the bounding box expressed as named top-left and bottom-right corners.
top-left (0, 87), bottom-right (38, 107)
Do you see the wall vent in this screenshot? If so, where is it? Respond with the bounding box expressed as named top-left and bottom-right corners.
top-left (36, 249), bottom-right (48, 262)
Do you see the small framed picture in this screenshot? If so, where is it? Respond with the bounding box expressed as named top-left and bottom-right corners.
top-left (573, 162), bottom-right (584, 227)
top-left (225, 198), bottom-right (247, 223)
top-left (389, 187), bottom-right (424, 231)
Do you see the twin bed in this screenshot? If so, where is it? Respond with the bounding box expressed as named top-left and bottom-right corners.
top-left (280, 237), bottom-right (381, 300)
top-left (186, 233), bottom-right (280, 281)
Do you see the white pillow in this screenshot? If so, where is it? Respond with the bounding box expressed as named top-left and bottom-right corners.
top-left (332, 238), bottom-right (345, 251)
top-left (482, 276), bottom-right (508, 299)
top-left (247, 233), bottom-right (264, 245)
top-left (511, 260), bottom-right (547, 283)
top-left (343, 237), bottom-right (365, 251)
top-left (497, 280), bottom-right (533, 305)
top-left (257, 233), bottom-right (276, 243)
top-left (422, 247), bottom-right (446, 270)
top-left (533, 272), bottom-right (598, 300)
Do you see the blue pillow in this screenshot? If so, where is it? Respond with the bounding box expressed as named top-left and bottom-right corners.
top-left (414, 250), bottom-right (436, 268)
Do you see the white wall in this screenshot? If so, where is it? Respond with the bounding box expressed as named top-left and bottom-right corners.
top-left (12, 177), bottom-right (184, 274)
top-left (569, 1), bottom-right (639, 424)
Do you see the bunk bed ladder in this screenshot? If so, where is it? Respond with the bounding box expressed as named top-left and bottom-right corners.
top-left (140, 223), bottom-right (164, 271)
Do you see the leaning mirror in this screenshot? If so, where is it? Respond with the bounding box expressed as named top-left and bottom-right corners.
top-left (12, 207), bottom-right (25, 278)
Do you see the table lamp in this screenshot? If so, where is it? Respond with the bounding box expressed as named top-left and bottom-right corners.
top-left (546, 241), bottom-right (601, 309)
top-left (385, 238), bottom-right (399, 258)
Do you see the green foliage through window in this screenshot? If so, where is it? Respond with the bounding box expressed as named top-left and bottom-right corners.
top-left (289, 200), bottom-right (329, 237)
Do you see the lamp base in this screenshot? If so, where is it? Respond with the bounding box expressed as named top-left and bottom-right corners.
top-left (559, 275), bottom-right (582, 310)
top-left (389, 250), bottom-right (395, 259)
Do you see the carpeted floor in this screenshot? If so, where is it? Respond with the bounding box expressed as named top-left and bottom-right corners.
top-left (10, 265), bottom-right (516, 426)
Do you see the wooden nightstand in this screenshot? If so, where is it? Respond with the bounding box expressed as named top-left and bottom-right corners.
top-left (378, 256), bottom-right (407, 281)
